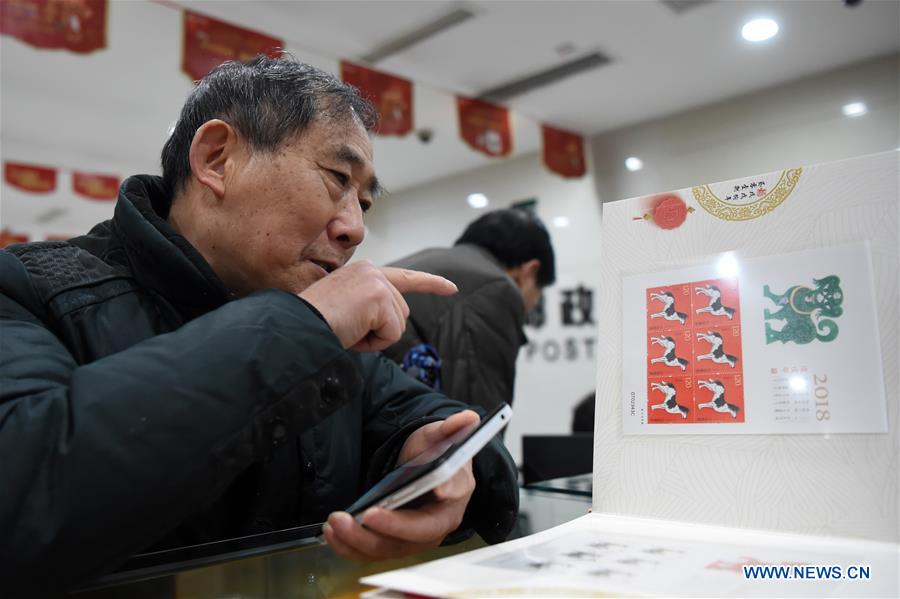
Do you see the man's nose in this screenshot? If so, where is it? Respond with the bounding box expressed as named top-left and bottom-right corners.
top-left (330, 197), bottom-right (365, 249)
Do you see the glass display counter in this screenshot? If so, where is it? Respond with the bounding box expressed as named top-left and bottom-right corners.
top-left (72, 481), bottom-right (592, 598)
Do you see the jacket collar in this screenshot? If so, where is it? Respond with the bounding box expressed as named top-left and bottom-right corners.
top-left (113, 175), bottom-right (231, 319)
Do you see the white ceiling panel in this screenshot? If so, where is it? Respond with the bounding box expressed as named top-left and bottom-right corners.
top-left (1, 0), bottom-right (897, 233)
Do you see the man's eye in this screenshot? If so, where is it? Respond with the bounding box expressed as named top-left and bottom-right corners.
top-left (330, 170), bottom-right (350, 186)
top-left (360, 200), bottom-right (372, 213)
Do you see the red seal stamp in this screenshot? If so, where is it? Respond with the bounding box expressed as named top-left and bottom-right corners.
top-left (654, 195), bottom-right (688, 229)
top-left (632, 193), bottom-right (694, 228)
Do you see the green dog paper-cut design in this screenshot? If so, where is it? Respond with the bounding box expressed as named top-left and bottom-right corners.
top-left (763, 275), bottom-right (843, 344)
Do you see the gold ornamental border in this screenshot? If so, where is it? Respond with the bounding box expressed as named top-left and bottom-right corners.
top-left (692, 167), bottom-right (802, 221)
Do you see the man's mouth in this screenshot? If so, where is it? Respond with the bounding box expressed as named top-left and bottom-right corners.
top-left (311, 260), bottom-right (338, 274)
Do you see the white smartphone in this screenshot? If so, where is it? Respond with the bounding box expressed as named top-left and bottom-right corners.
top-left (345, 403), bottom-right (513, 517)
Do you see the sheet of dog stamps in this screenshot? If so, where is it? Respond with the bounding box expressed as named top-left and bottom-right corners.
top-left (361, 513), bottom-right (899, 598)
top-left (623, 241), bottom-right (886, 434)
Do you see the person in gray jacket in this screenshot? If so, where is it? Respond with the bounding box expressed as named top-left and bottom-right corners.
top-left (384, 209), bottom-right (556, 414)
top-left (0, 56), bottom-right (518, 594)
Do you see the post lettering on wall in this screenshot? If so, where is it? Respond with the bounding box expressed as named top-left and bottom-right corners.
top-left (524, 283), bottom-right (598, 364)
top-left (561, 285), bottom-right (595, 326)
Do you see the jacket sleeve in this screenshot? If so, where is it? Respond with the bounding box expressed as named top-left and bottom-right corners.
top-left (0, 255), bottom-right (359, 592)
top-left (355, 353), bottom-right (519, 545)
top-left (438, 279), bottom-right (525, 413)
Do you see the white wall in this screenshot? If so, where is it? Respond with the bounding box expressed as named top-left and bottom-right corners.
top-left (356, 150), bottom-right (603, 466)
top-left (4, 5), bottom-right (895, 475)
top-left (590, 53), bottom-right (900, 204)
top-left (361, 53), bottom-right (899, 468)
top-left (0, 0), bottom-right (541, 238)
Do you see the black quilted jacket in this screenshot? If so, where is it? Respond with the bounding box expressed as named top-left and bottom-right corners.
top-left (0, 175), bottom-right (518, 594)
top-left (384, 245), bottom-right (527, 414)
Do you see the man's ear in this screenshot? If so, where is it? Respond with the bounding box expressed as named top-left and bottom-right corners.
top-left (188, 119), bottom-right (236, 199)
top-left (509, 259), bottom-right (541, 287)
top-left (523, 258), bottom-right (541, 280)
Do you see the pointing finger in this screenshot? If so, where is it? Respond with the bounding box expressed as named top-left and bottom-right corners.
top-left (381, 267), bottom-right (458, 296)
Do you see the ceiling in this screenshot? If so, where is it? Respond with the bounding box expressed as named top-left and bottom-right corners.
top-left (181, 0), bottom-right (899, 135)
top-left (2, 0), bottom-right (898, 232)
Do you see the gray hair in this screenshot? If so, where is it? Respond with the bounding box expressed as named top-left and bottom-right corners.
top-left (161, 54), bottom-right (377, 194)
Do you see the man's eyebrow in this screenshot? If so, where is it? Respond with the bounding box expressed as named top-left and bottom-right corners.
top-left (335, 145), bottom-right (384, 199)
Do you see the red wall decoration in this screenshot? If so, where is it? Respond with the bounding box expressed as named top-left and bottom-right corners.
top-left (4, 162), bottom-right (57, 193)
top-left (456, 96), bottom-right (512, 158)
top-left (1, 0), bottom-right (107, 53)
top-left (182, 10), bottom-right (282, 81)
top-left (0, 230), bottom-right (29, 247)
top-left (73, 171), bottom-right (119, 200)
top-left (542, 125), bottom-right (586, 178)
top-left (341, 61), bottom-right (413, 136)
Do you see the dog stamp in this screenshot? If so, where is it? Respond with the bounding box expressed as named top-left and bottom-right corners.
top-left (625, 241), bottom-right (885, 435)
top-left (647, 285), bottom-right (691, 332)
top-left (693, 326), bottom-right (743, 376)
top-left (648, 377), bottom-right (694, 424)
top-left (693, 278), bottom-right (741, 328)
top-left (647, 332), bottom-right (693, 377)
top-left (695, 375), bottom-right (745, 423)
top-left (645, 278), bottom-right (744, 425)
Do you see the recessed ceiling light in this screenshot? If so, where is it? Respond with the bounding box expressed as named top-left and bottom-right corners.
top-left (842, 101), bottom-right (867, 117)
top-left (625, 157), bottom-right (643, 172)
top-left (552, 216), bottom-right (570, 228)
top-left (742, 18), bottom-right (779, 42)
top-left (467, 193), bottom-right (489, 209)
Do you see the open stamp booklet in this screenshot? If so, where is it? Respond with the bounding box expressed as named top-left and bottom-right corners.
top-left (623, 242), bottom-right (886, 434)
top-left (361, 152), bottom-right (899, 598)
top-left (361, 514), bottom-right (899, 598)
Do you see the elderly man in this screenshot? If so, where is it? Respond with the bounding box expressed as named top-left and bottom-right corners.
top-left (0, 56), bottom-right (517, 593)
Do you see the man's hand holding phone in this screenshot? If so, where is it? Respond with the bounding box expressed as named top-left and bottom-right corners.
top-left (322, 411), bottom-right (479, 561)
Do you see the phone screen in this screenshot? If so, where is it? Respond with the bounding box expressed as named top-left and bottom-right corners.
top-left (345, 404), bottom-right (507, 515)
